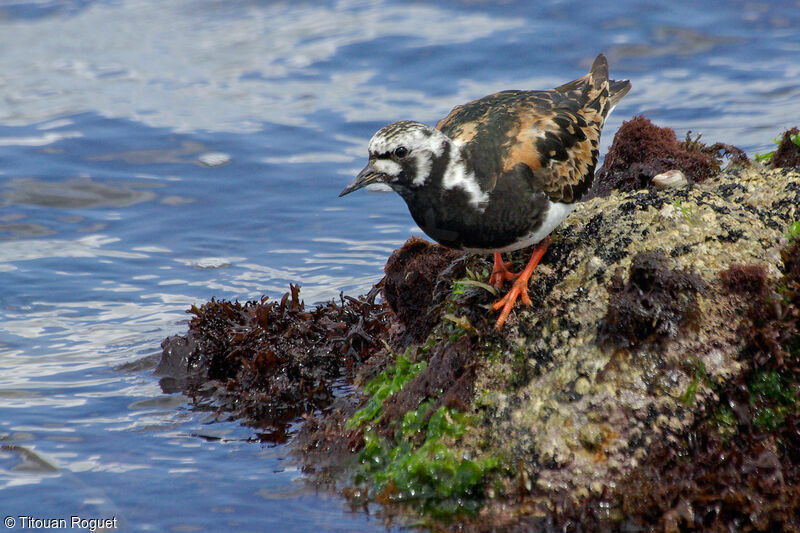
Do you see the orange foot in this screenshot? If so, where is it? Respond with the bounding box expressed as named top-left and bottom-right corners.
top-left (489, 252), bottom-right (517, 288)
top-left (491, 236), bottom-right (550, 330)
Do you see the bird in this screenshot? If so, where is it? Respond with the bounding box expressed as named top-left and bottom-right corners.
top-left (340, 54), bottom-right (631, 330)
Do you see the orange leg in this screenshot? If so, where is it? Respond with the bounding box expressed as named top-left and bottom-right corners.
top-left (489, 252), bottom-right (517, 288)
top-left (491, 236), bottom-right (550, 330)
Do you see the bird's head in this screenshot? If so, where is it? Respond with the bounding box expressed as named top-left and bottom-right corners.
top-left (339, 120), bottom-right (450, 198)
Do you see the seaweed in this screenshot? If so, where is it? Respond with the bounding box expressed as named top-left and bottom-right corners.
top-left (591, 115), bottom-right (745, 197)
top-left (755, 127), bottom-right (800, 167)
top-left (377, 335), bottom-right (479, 438)
top-left (725, 243), bottom-right (800, 371)
top-left (719, 263), bottom-right (768, 295)
top-left (346, 353), bottom-right (428, 430)
top-left (382, 237), bottom-right (466, 344)
top-left (354, 403), bottom-right (500, 518)
top-left (157, 283), bottom-right (391, 438)
top-left (599, 250), bottom-right (706, 348)
top-left (346, 348), bottom-right (498, 517)
top-left (605, 425), bottom-right (800, 532)
top-left (786, 220), bottom-right (800, 243)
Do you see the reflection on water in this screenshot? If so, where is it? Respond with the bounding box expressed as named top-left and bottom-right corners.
top-left (0, 0), bottom-right (523, 132)
top-left (0, 235), bottom-right (147, 263)
top-left (610, 26), bottom-right (743, 57)
top-left (0, 0), bottom-right (799, 529)
top-left (3, 177), bottom-right (156, 208)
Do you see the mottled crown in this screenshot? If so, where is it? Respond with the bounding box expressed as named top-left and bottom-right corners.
top-left (368, 120), bottom-right (446, 157)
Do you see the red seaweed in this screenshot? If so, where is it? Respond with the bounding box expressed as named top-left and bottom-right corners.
top-left (592, 115), bottom-right (743, 197)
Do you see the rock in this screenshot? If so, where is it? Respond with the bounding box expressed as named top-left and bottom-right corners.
top-left (468, 165), bottom-right (798, 516)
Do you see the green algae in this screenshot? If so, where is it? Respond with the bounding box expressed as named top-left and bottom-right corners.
top-left (345, 353), bottom-right (427, 430)
top-left (680, 361), bottom-right (709, 406)
top-left (345, 344), bottom-right (502, 516)
top-left (786, 220), bottom-right (800, 243)
top-left (672, 198), bottom-right (697, 225)
top-left (713, 405), bottom-right (737, 438)
top-left (749, 368), bottom-right (798, 431)
top-left (355, 402), bottom-right (500, 516)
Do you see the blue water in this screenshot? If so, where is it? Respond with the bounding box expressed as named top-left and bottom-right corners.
top-left (1, 0), bottom-right (798, 530)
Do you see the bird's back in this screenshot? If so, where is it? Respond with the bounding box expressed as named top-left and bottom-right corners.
top-left (436, 54), bottom-right (631, 204)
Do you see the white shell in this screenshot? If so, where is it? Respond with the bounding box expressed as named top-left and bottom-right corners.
top-left (652, 169), bottom-right (688, 189)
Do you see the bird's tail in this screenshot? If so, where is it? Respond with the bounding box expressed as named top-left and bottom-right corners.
top-left (588, 54), bottom-right (631, 117)
top-left (588, 53), bottom-right (610, 90)
top-left (608, 78), bottom-right (631, 109)
top-left (556, 54), bottom-right (631, 107)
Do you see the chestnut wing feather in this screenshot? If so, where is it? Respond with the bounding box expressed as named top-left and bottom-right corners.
top-left (436, 55), bottom-right (630, 203)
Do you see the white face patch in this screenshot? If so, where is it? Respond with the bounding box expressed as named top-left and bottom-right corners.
top-left (411, 151), bottom-right (432, 186)
top-left (373, 158), bottom-right (402, 177)
top-left (441, 147), bottom-right (489, 210)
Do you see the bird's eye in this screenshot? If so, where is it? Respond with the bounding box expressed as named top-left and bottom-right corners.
top-left (393, 146), bottom-right (408, 158)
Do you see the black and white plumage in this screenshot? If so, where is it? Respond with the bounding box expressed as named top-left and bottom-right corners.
top-left (340, 54), bottom-right (631, 329)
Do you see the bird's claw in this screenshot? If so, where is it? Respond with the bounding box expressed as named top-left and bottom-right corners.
top-left (491, 277), bottom-right (532, 330)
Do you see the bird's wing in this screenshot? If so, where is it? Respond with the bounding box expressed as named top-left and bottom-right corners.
top-left (436, 54), bottom-right (630, 203)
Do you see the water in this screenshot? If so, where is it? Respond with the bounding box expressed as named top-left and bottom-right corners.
top-left (0, 0), bottom-right (798, 530)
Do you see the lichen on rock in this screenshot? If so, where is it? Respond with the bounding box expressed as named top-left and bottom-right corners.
top-left (470, 165), bottom-right (798, 503)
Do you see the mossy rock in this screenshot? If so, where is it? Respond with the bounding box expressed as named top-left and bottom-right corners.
top-left (471, 166), bottom-right (798, 503)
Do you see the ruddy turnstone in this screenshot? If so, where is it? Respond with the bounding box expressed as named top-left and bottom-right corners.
top-left (340, 54), bottom-right (631, 329)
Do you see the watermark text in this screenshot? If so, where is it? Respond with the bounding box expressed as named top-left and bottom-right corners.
top-left (5, 515), bottom-right (117, 531)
